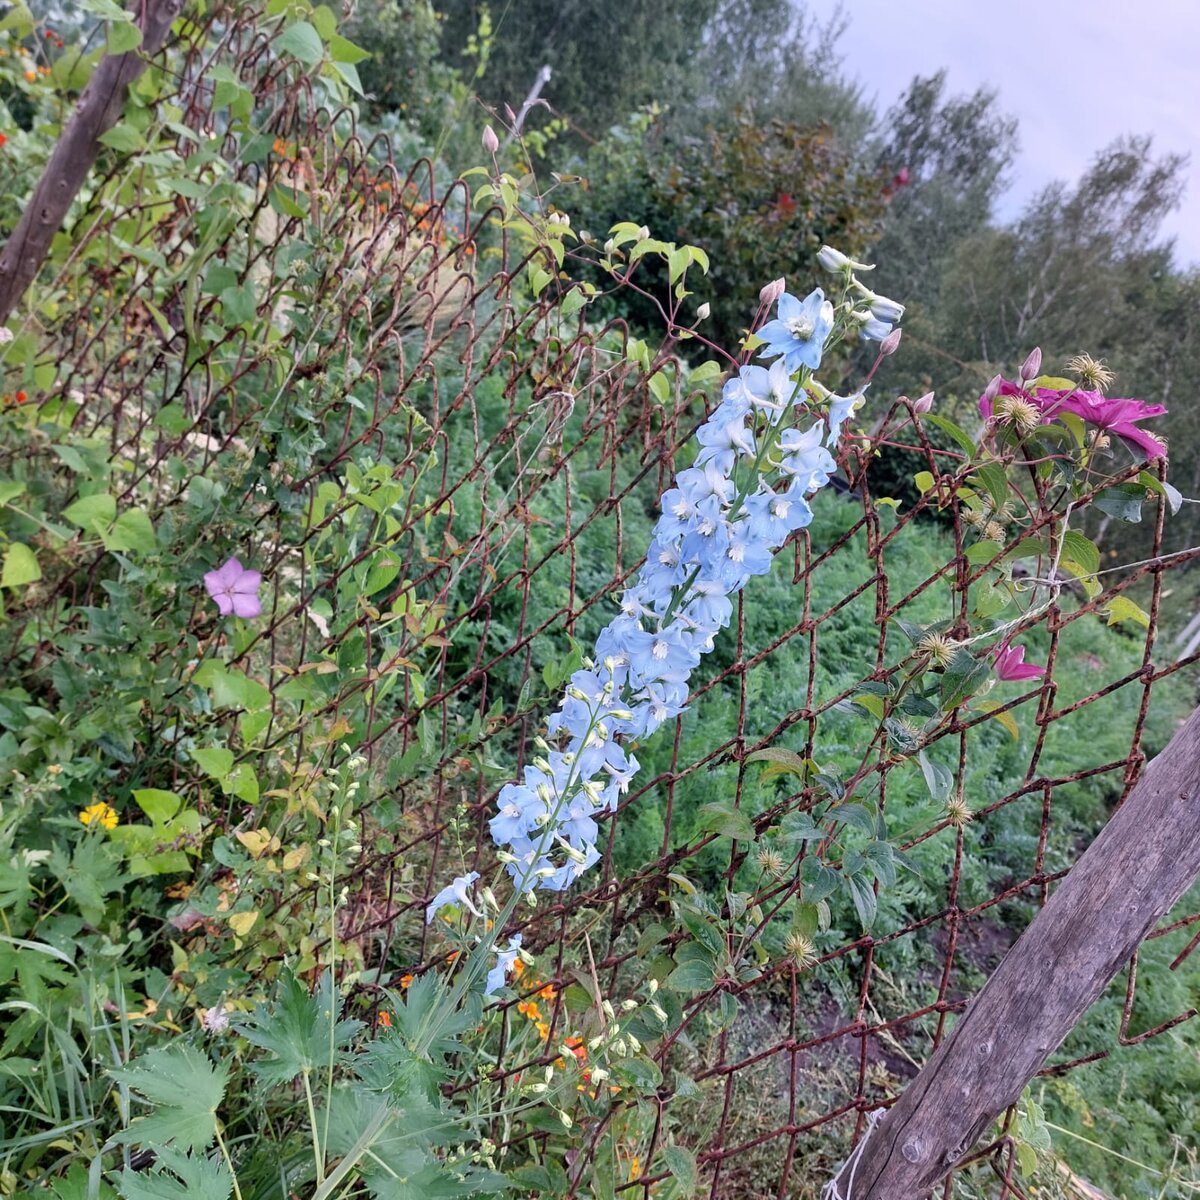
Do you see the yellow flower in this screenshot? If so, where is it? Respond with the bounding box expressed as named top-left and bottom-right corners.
top-left (79, 802), bottom-right (118, 830)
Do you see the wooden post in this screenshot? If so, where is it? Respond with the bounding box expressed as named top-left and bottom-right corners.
top-left (831, 704), bottom-right (1200, 1198)
top-left (0, 0), bottom-right (185, 323)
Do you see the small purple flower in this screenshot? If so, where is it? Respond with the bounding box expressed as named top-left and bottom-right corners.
top-left (204, 556), bottom-right (263, 619)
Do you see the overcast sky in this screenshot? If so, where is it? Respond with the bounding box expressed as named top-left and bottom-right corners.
top-left (804, 0), bottom-right (1199, 268)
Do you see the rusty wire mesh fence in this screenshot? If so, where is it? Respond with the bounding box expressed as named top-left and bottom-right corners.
top-left (5, 7), bottom-right (1200, 1198)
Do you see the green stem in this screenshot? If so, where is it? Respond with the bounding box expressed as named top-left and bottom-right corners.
top-left (214, 1123), bottom-right (244, 1200)
top-left (302, 1069), bottom-right (324, 1185)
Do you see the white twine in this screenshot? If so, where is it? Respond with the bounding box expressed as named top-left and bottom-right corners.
top-left (822, 1108), bottom-right (885, 1200)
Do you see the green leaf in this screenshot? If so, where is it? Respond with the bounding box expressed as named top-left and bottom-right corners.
top-left (1, 542), bottom-right (40, 587)
top-left (133, 789), bottom-right (183, 823)
top-left (234, 970), bottom-right (363, 1085)
top-left (923, 414), bottom-right (977, 456)
top-left (940, 647), bottom-right (990, 709)
top-left (647, 370), bottom-right (670, 405)
top-left (825, 802), bottom-right (875, 834)
top-left (1093, 484), bottom-right (1144, 524)
top-left (191, 746), bottom-right (234, 780)
top-left (695, 801), bottom-right (756, 842)
top-left (103, 508), bottom-right (157, 554)
top-left (917, 751), bottom-right (952, 803)
top-left (689, 360), bottom-right (723, 385)
top-left (744, 745), bottom-right (809, 782)
top-left (666, 957), bottom-right (715, 992)
top-left (63, 492), bottom-right (116, 531)
top-left (98, 123), bottom-right (145, 153)
top-left (329, 33), bottom-right (370, 63)
top-left (277, 20), bottom-right (324, 66)
top-left (663, 1145), bottom-right (698, 1194)
top-left (1060, 530), bottom-right (1099, 576)
top-left (109, 1047), bottom-right (228, 1153)
top-left (973, 462), bottom-right (1009, 509)
top-left (914, 470), bottom-right (935, 494)
top-left (219, 283), bottom-right (257, 326)
top-left (115, 1147), bottom-right (233, 1200)
top-left (106, 19), bottom-right (142, 53)
top-left (1102, 595), bottom-right (1151, 630)
top-left (845, 871), bottom-right (877, 931)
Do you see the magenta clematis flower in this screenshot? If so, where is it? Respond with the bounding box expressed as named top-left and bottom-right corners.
top-left (204, 556), bottom-right (263, 618)
top-left (978, 378), bottom-right (1167, 460)
top-left (993, 641), bottom-right (1045, 682)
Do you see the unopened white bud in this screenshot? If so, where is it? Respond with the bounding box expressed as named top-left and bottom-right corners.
top-left (525, 889), bottom-right (538, 907)
top-left (602, 1000), bottom-right (616, 1019)
top-left (759, 277), bottom-right (786, 307)
top-left (696, 302), bottom-right (711, 321)
top-left (912, 391), bottom-right (935, 414)
top-left (650, 1002), bottom-right (668, 1022)
top-left (870, 295), bottom-right (905, 323)
top-left (1019, 347), bottom-right (1042, 382)
top-left (482, 126), bottom-right (499, 154)
top-left (620, 999), bottom-right (638, 1011)
top-left (589, 1066), bottom-right (609, 1082)
top-left (481, 886), bottom-right (500, 912)
top-left (648, 978), bottom-right (659, 994)
top-left (496, 851), bottom-right (517, 865)
top-left (637, 225), bottom-right (650, 240)
top-left (559, 1109), bottom-right (572, 1129)
top-left (603, 239), bottom-right (615, 255)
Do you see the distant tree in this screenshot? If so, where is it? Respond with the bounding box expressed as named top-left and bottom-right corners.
top-left (870, 72), bottom-right (1018, 314)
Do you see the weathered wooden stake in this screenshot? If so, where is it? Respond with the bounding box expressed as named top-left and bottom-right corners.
top-left (831, 703), bottom-right (1200, 1198)
top-left (0, 0), bottom-right (184, 324)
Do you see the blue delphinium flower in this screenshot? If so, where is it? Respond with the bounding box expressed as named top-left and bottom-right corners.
top-left (756, 289), bottom-right (835, 373)
top-left (429, 260), bottom-right (900, 985)
top-left (425, 870), bottom-right (482, 924)
top-left (826, 389), bottom-right (866, 445)
top-left (485, 934), bottom-right (522, 996)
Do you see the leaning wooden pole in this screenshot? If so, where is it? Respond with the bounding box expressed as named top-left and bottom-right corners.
top-left (830, 703), bottom-right (1200, 1198)
top-left (0, 0), bottom-right (184, 324)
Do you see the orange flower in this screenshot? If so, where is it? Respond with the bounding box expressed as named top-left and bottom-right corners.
top-left (535, 1020), bottom-right (550, 1040)
top-left (377, 1011), bottom-right (392, 1028)
top-left (399, 974), bottom-right (414, 989)
top-left (23, 69), bottom-right (35, 82)
top-left (511, 958), bottom-right (525, 978)
top-left (517, 999), bottom-right (541, 1021)
top-left (630, 1156), bottom-right (641, 1181)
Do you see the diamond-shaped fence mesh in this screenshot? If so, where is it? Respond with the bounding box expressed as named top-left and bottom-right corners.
top-left (8, 8), bottom-right (1200, 1197)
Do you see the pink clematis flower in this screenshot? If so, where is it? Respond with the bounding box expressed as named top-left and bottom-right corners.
top-left (204, 556), bottom-right (263, 618)
top-left (978, 378), bottom-right (1167, 460)
top-left (993, 641), bottom-right (1045, 682)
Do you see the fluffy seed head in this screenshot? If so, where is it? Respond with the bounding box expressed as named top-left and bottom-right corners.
top-left (997, 396), bottom-right (1042, 435)
top-left (945, 799), bottom-right (973, 828)
top-left (1066, 353), bottom-right (1115, 393)
top-left (917, 633), bottom-right (957, 668)
top-left (783, 932), bottom-right (818, 970)
top-left (984, 520), bottom-right (1007, 544)
top-left (756, 846), bottom-right (786, 877)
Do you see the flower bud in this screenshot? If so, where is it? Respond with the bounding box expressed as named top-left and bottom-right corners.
top-left (817, 245), bottom-right (849, 272)
top-left (983, 373), bottom-right (1003, 403)
top-left (696, 302), bottom-right (711, 321)
top-left (870, 295), bottom-right (905, 323)
top-left (482, 126), bottom-right (499, 154)
top-left (878, 328), bottom-right (902, 357)
top-left (1019, 347), bottom-right (1042, 382)
top-left (817, 244), bottom-right (874, 272)
top-left (912, 391), bottom-right (935, 414)
top-left (603, 238), bottom-right (615, 256)
top-left (759, 278), bottom-right (786, 307)
top-left (637, 225), bottom-right (650, 240)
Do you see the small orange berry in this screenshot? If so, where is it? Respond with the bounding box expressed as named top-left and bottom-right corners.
top-left (24, 69), bottom-right (36, 82)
